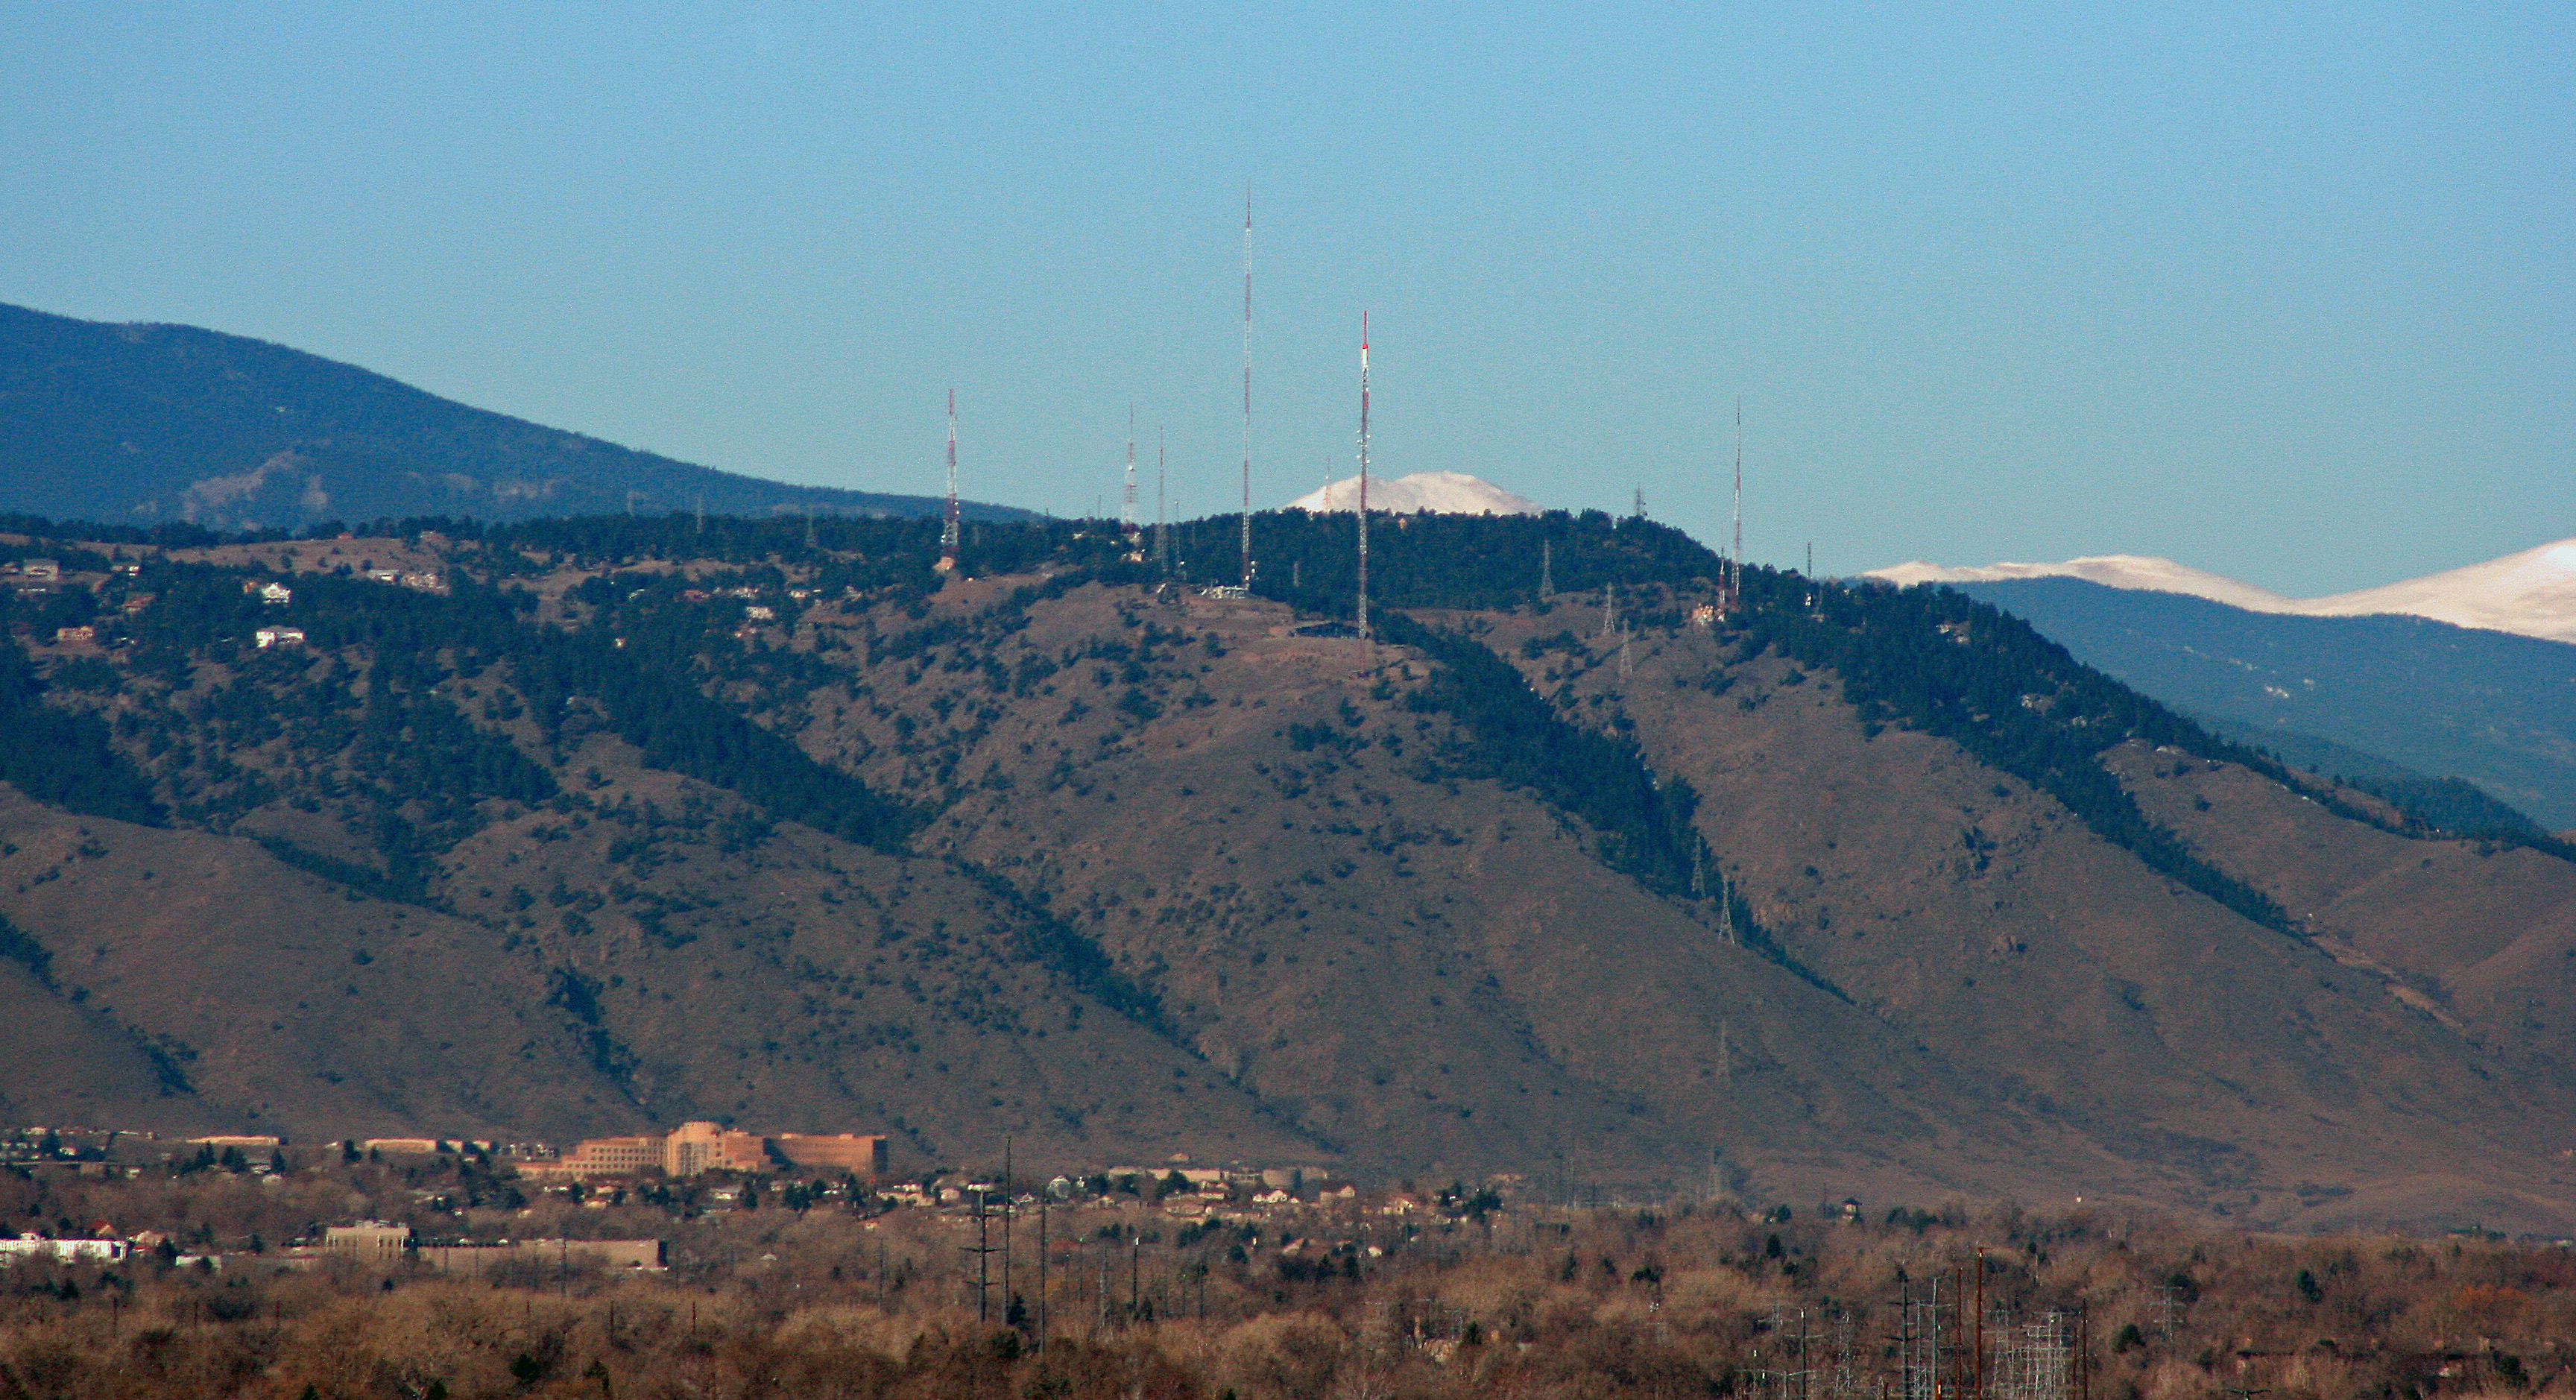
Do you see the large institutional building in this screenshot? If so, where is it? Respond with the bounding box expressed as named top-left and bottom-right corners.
top-left (536, 1122), bottom-right (888, 1182)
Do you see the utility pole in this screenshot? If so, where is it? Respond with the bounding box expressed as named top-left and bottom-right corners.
top-left (1037, 1198), bottom-right (1049, 1352)
top-left (960, 1186), bottom-right (999, 1323)
top-left (1974, 1255), bottom-right (1987, 1400)
top-left (1001, 1138), bottom-right (1014, 1329)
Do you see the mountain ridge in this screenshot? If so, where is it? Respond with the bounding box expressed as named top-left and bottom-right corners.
top-left (4, 509), bottom-right (2575, 1229)
top-left (1872, 537), bottom-right (2576, 645)
top-left (0, 301), bottom-right (1039, 532)
top-left (1934, 576), bottom-right (2576, 830)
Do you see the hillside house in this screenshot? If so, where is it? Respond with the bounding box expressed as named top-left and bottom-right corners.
top-left (255, 627), bottom-right (307, 649)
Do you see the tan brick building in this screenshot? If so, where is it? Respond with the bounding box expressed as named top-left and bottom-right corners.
top-left (771, 1132), bottom-right (889, 1176)
top-left (536, 1123), bottom-right (888, 1182)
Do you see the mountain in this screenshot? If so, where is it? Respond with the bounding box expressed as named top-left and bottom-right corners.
top-left (1287, 471), bottom-right (1542, 516)
top-left (6, 508), bottom-right (2576, 1231)
top-left (1926, 577), bottom-right (2576, 830)
top-left (0, 302), bottom-right (1040, 532)
top-left (1872, 538), bottom-right (2576, 646)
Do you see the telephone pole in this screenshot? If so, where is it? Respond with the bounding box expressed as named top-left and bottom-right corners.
top-left (961, 1185), bottom-right (999, 1322)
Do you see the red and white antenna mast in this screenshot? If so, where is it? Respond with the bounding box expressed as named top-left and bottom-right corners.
top-left (1729, 397), bottom-right (1743, 611)
top-left (1356, 312), bottom-right (1371, 642)
top-left (1240, 188), bottom-right (1254, 587)
top-left (1121, 403), bottom-right (1140, 540)
top-left (939, 388), bottom-right (960, 572)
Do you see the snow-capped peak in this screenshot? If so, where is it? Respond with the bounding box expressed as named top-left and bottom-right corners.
top-left (1867, 538), bottom-right (2576, 646)
top-left (1867, 555), bottom-right (2295, 613)
top-left (1287, 471), bottom-right (1543, 517)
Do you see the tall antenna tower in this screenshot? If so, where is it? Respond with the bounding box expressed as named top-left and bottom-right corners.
top-left (1240, 189), bottom-right (1254, 587)
top-left (1728, 397), bottom-right (1744, 613)
top-left (1155, 428), bottom-right (1170, 576)
top-left (939, 390), bottom-right (960, 572)
top-left (1356, 312), bottom-right (1371, 642)
top-left (1121, 405), bottom-right (1140, 538)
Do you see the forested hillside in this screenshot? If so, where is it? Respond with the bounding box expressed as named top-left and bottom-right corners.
top-left (1950, 576), bottom-right (2576, 830)
top-left (4, 506), bottom-right (2575, 1230)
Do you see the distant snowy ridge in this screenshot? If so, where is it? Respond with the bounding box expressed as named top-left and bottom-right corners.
top-left (1869, 538), bottom-right (2576, 646)
top-left (1288, 471), bottom-right (1542, 517)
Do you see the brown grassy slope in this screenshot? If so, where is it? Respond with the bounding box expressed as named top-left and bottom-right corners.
top-left (420, 729), bottom-right (1319, 1167)
top-left (0, 641), bottom-right (1314, 1165)
top-left (2104, 740), bottom-right (2576, 1071)
top-left (752, 579), bottom-right (2502, 1214)
top-left (0, 783), bottom-right (638, 1138)
top-left (1463, 606), bottom-right (2576, 1228)
top-left (0, 955), bottom-right (191, 1132)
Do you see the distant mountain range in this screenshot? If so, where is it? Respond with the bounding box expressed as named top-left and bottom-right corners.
top-left (1892, 574), bottom-right (2576, 831)
top-left (0, 302), bottom-right (1039, 532)
top-left (1872, 539), bottom-right (2576, 646)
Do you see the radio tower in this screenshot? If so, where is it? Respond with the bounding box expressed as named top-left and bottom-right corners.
top-left (939, 389), bottom-right (960, 573)
top-left (1727, 397), bottom-right (1744, 613)
top-left (1356, 312), bottom-right (1371, 642)
top-left (1121, 405), bottom-right (1140, 540)
top-left (1155, 427), bottom-right (1170, 576)
top-left (1240, 189), bottom-right (1255, 587)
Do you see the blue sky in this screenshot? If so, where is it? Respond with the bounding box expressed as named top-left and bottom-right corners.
top-left (4, 2), bottom-right (2566, 593)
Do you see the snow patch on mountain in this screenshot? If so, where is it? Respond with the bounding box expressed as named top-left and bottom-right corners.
top-left (1868, 555), bottom-right (2296, 613)
top-left (1869, 538), bottom-right (2576, 646)
top-left (1288, 471), bottom-right (1542, 517)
